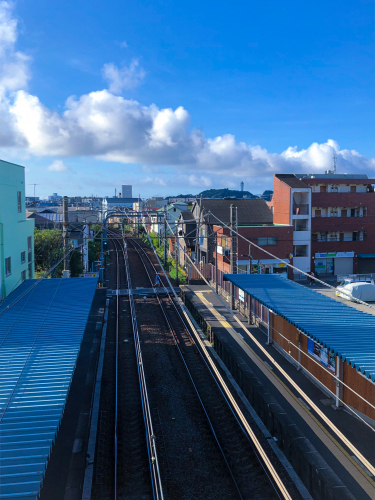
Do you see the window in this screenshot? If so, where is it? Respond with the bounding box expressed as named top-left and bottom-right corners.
top-left (21, 251), bottom-right (25, 264)
top-left (351, 209), bottom-right (355, 217)
top-left (17, 191), bottom-right (21, 212)
top-left (363, 231), bottom-right (367, 241)
top-left (350, 186), bottom-right (356, 193)
top-left (27, 236), bottom-right (32, 262)
top-left (258, 237), bottom-right (277, 246)
top-left (315, 209), bottom-right (321, 217)
top-left (5, 257), bottom-right (11, 276)
top-left (363, 207), bottom-right (367, 216)
top-left (21, 270), bottom-right (26, 282)
top-left (28, 263), bottom-right (32, 279)
top-left (320, 185), bottom-right (327, 193)
top-left (353, 231), bottom-right (359, 241)
top-left (341, 209), bottom-right (347, 217)
top-left (312, 233), bottom-right (318, 242)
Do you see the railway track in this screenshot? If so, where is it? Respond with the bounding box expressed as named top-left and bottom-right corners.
top-left (91, 230), bottom-right (161, 500)
top-left (126, 236), bottom-right (296, 500)
top-left (91, 228), bottom-right (299, 500)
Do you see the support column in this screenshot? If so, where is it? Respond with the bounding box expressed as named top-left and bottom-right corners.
top-left (230, 204), bottom-right (237, 310)
top-left (164, 208), bottom-right (167, 266)
top-left (297, 330), bottom-right (302, 370)
top-left (267, 310), bottom-right (273, 345)
top-left (335, 356), bottom-right (344, 408)
top-left (215, 233), bottom-right (218, 295)
top-left (62, 196), bottom-right (70, 278)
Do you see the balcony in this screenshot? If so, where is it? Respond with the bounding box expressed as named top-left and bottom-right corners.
top-left (311, 191), bottom-right (374, 208)
top-left (293, 230), bottom-right (310, 243)
top-left (293, 204), bottom-right (309, 215)
top-left (313, 236), bottom-right (364, 242)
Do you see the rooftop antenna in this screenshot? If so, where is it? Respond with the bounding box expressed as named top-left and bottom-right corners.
top-left (333, 154), bottom-right (337, 174)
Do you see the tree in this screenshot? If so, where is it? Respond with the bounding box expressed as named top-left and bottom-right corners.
top-left (34, 229), bottom-right (64, 276)
top-left (70, 249), bottom-right (85, 277)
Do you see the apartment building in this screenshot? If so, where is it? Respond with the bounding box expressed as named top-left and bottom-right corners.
top-left (0, 159), bottom-right (35, 299)
top-left (270, 173), bottom-right (375, 275)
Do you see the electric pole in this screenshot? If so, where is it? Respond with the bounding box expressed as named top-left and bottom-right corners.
top-left (230, 204), bottom-right (237, 310)
top-left (62, 196), bottom-right (70, 278)
top-left (164, 207), bottom-right (167, 266)
top-left (29, 184), bottom-right (39, 207)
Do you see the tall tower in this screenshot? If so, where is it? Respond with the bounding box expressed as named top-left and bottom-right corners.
top-left (240, 181), bottom-right (244, 192)
top-left (332, 154), bottom-right (337, 174)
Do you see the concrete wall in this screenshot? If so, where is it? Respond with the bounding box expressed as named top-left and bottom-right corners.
top-left (0, 160), bottom-right (35, 299)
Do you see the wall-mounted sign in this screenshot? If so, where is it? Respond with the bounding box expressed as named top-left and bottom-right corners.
top-left (307, 338), bottom-right (335, 373)
top-left (239, 289), bottom-right (245, 302)
top-left (315, 252), bottom-right (354, 258)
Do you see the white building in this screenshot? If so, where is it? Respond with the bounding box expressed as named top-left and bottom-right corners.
top-left (150, 203), bottom-right (188, 236)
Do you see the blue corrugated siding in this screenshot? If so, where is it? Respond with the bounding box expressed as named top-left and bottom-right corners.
top-left (224, 274), bottom-right (375, 382)
top-left (0, 278), bottom-right (98, 499)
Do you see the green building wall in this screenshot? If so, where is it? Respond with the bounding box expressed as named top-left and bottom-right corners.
top-left (0, 159), bottom-right (35, 299)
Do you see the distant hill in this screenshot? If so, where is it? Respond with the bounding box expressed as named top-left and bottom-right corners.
top-left (165, 188), bottom-right (257, 200)
top-left (199, 188), bottom-right (256, 199)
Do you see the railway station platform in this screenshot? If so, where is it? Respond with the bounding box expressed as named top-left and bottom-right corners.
top-left (181, 284), bottom-right (375, 500)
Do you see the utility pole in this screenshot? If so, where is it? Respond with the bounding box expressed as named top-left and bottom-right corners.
top-left (62, 196), bottom-right (70, 278)
top-left (230, 204), bottom-right (237, 310)
top-left (29, 184), bottom-right (39, 207)
top-left (195, 195), bottom-right (202, 264)
top-left (215, 232), bottom-right (218, 294)
top-left (164, 207), bottom-right (167, 266)
top-left (175, 228), bottom-right (179, 286)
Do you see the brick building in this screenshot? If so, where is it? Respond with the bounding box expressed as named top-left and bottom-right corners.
top-left (269, 173), bottom-right (375, 275)
top-left (179, 198), bottom-right (293, 276)
top-left (214, 224), bottom-right (293, 277)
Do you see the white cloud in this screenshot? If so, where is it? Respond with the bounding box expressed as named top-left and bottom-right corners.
top-left (102, 59), bottom-right (145, 93)
top-left (0, 2), bottom-right (31, 94)
top-left (47, 159), bottom-right (69, 172)
top-left (0, 2), bottom-right (374, 183)
top-left (119, 41), bottom-right (128, 48)
top-left (189, 174), bottom-right (212, 187)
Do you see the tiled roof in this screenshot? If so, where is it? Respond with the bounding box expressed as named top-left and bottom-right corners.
top-left (200, 198), bottom-right (273, 225)
top-left (275, 174), bottom-right (309, 189)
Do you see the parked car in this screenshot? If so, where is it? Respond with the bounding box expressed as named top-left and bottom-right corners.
top-left (336, 282), bottom-right (375, 302)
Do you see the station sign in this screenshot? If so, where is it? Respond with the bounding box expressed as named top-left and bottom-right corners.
top-left (83, 272), bottom-right (98, 278)
top-left (315, 252), bottom-right (355, 258)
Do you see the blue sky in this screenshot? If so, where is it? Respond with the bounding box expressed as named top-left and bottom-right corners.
top-left (0, 0), bottom-right (374, 198)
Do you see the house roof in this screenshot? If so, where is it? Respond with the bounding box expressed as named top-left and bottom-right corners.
top-left (198, 198), bottom-right (273, 225)
top-left (27, 213), bottom-right (55, 224)
top-left (224, 274), bottom-right (375, 382)
top-left (275, 174), bottom-right (309, 189)
top-left (180, 211), bottom-right (195, 221)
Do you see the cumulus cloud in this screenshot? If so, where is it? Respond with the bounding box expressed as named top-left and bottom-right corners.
top-left (46, 159), bottom-right (69, 172)
top-left (102, 59), bottom-right (145, 93)
top-left (0, 2), bottom-right (374, 182)
top-left (0, 2), bottom-right (30, 93)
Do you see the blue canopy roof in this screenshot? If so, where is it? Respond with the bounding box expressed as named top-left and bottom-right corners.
top-left (0, 278), bottom-right (98, 500)
top-left (223, 274), bottom-right (375, 383)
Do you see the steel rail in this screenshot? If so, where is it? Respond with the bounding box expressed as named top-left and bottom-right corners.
top-left (127, 237), bottom-right (245, 500)
top-left (109, 229), bottom-right (164, 500)
top-left (131, 236), bottom-right (293, 500)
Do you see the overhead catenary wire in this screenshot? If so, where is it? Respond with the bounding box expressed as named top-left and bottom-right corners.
top-left (204, 211), bottom-right (375, 309)
top-left (156, 226), bottom-right (293, 500)
top-left (169, 218), bottom-right (375, 418)
top-left (169, 222), bottom-right (375, 477)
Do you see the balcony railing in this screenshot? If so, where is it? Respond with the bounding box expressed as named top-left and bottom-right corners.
top-left (315, 236), bottom-right (363, 242)
top-left (293, 204), bottom-right (309, 215)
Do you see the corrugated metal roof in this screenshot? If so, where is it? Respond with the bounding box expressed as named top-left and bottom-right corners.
top-left (223, 274), bottom-right (375, 383)
top-left (0, 278), bottom-right (98, 499)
